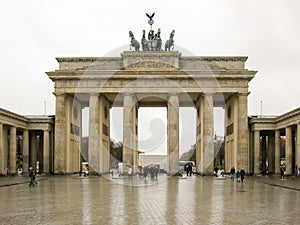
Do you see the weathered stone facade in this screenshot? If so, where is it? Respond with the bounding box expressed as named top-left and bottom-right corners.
top-left (249, 108), bottom-right (300, 175)
top-left (46, 51), bottom-right (256, 175)
top-left (0, 108), bottom-right (54, 174)
top-left (1, 50), bottom-right (300, 176)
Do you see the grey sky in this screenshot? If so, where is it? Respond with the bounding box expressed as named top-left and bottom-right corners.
top-left (1, 0), bottom-right (300, 154)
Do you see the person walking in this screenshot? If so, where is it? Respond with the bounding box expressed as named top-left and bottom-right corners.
top-left (128, 167), bottom-right (133, 180)
top-left (236, 171), bottom-right (241, 183)
top-left (230, 166), bottom-right (235, 181)
top-left (29, 167), bottom-right (36, 187)
top-left (214, 166), bottom-right (218, 177)
top-left (240, 168), bottom-right (245, 182)
top-left (280, 166), bottom-right (285, 180)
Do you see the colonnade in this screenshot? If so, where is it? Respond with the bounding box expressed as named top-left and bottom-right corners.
top-left (53, 91), bottom-right (250, 175)
top-left (251, 124), bottom-right (300, 175)
top-left (0, 122), bottom-right (52, 174)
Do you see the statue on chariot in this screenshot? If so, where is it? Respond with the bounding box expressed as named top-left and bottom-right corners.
top-left (129, 13), bottom-right (175, 52)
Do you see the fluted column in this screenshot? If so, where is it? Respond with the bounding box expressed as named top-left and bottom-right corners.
top-left (88, 94), bottom-right (100, 174)
top-left (43, 130), bottom-right (50, 173)
top-left (0, 123), bottom-right (4, 173)
top-left (9, 127), bottom-right (17, 174)
top-left (202, 94), bottom-right (214, 174)
top-left (285, 127), bottom-right (292, 174)
top-left (2, 126), bottom-right (8, 173)
top-left (167, 94), bottom-right (179, 175)
top-left (261, 135), bottom-right (267, 174)
top-left (237, 94), bottom-right (249, 172)
top-left (296, 124), bottom-right (300, 173)
top-left (195, 97), bottom-right (202, 173)
top-left (275, 130), bottom-right (281, 174)
top-left (268, 133), bottom-right (275, 173)
top-left (254, 130), bottom-right (260, 174)
top-left (123, 93), bottom-right (137, 171)
top-left (22, 130), bottom-right (29, 173)
top-left (54, 94), bottom-right (66, 173)
top-left (30, 132), bottom-right (37, 170)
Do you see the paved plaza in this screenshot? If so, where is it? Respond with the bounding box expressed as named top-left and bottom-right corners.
top-left (0, 174), bottom-right (300, 225)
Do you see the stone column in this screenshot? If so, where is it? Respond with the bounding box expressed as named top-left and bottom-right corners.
top-left (64, 96), bottom-right (72, 173)
top-left (22, 130), bottom-right (29, 173)
top-left (237, 94), bottom-right (249, 172)
top-left (0, 123), bottom-right (4, 173)
top-left (123, 93), bottom-right (136, 171)
top-left (167, 94), bottom-right (179, 175)
top-left (233, 95), bottom-right (239, 169)
top-left (43, 130), bottom-right (50, 173)
top-left (133, 105), bottom-right (138, 173)
top-left (202, 94), bottom-right (214, 174)
top-left (30, 132), bottom-right (37, 170)
top-left (9, 126), bottom-right (17, 174)
top-left (249, 131), bottom-right (254, 174)
top-left (268, 133), bottom-right (275, 173)
top-left (285, 127), bottom-right (292, 174)
top-left (0, 123), bottom-right (3, 172)
top-left (261, 135), bottom-right (267, 175)
top-left (275, 130), bottom-right (281, 174)
top-left (98, 95), bottom-right (111, 174)
top-left (254, 130), bottom-right (260, 174)
top-left (2, 126), bottom-right (8, 173)
top-left (54, 94), bottom-right (66, 173)
top-left (88, 94), bottom-right (100, 174)
top-left (296, 124), bottom-right (300, 174)
top-left (195, 97), bottom-right (202, 173)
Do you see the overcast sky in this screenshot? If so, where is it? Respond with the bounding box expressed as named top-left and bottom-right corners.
top-left (1, 0), bottom-right (300, 154)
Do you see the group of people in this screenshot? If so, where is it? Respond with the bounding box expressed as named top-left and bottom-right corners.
top-left (230, 166), bottom-right (245, 183)
top-left (137, 166), bottom-right (159, 180)
top-left (214, 167), bottom-right (225, 177)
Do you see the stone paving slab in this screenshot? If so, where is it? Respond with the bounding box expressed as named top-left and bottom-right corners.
top-left (0, 174), bottom-right (300, 224)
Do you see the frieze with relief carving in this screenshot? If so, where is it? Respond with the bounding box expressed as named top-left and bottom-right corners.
top-left (125, 61), bottom-right (176, 70)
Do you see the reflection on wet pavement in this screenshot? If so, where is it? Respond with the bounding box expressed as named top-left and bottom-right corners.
top-left (0, 175), bottom-right (300, 224)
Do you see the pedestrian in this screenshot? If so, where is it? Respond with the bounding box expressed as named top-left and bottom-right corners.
top-left (29, 167), bottom-right (36, 187)
top-left (236, 171), bottom-right (241, 183)
top-left (240, 168), bottom-right (245, 182)
top-left (185, 163), bottom-right (190, 176)
top-left (214, 166), bottom-right (218, 177)
top-left (143, 167), bottom-right (148, 179)
top-left (189, 163), bottom-right (193, 176)
top-left (128, 167), bottom-right (133, 180)
top-left (154, 166), bottom-right (158, 180)
top-left (280, 166), bottom-right (285, 180)
top-left (230, 166), bottom-right (235, 181)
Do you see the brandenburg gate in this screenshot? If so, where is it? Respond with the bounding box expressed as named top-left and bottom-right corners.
top-left (46, 16), bottom-right (256, 175)
top-left (47, 51), bottom-right (256, 175)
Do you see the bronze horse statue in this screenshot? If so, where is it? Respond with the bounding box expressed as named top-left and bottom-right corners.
top-left (129, 31), bottom-right (140, 51)
top-left (165, 30), bottom-right (175, 51)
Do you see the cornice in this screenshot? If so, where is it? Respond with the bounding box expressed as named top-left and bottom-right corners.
top-left (181, 56), bottom-right (248, 62)
top-left (56, 57), bottom-right (121, 63)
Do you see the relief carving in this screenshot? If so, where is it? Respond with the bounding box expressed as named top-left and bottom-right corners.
top-left (125, 61), bottom-right (176, 69)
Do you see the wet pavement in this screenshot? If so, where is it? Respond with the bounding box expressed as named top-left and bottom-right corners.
top-left (0, 174), bottom-right (300, 225)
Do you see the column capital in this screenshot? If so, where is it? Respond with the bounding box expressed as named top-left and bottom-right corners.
top-left (123, 92), bottom-right (133, 96)
top-left (236, 92), bottom-right (250, 97)
top-left (54, 93), bottom-right (66, 97)
top-left (168, 92), bottom-right (179, 97)
top-left (89, 93), bottom-right (100, 97)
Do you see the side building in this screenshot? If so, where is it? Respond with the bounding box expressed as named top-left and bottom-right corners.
top-left (249, 108), bottom-right (300, 175)
top-left (0, 108), bottom-right (54, 175)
